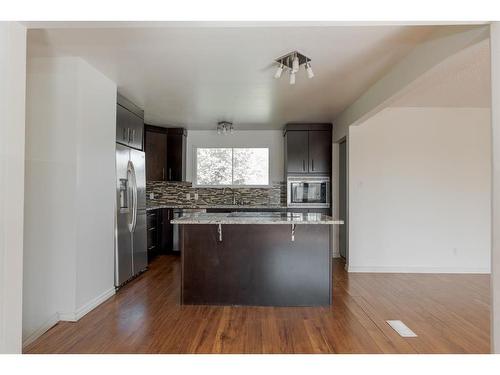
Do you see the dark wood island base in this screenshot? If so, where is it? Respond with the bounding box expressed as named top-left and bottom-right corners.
top-left (180, 223), bottom-right (332, 307)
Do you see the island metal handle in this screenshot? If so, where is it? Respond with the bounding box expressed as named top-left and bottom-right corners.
top-left (291, 224), bottom-right (296, 242)
top-left (217, 224), bottom-right (223, 242)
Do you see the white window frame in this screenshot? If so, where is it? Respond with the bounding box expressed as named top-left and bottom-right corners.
top-left (193, 146), bottom-right (271, 188)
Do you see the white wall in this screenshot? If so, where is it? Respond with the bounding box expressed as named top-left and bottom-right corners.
top-left (0, 22), bottom-right (26, 354)
top-left (23, 56), bottom-right (116, 345)
top-left (348, 107), bottom-right (491, 273)
top-left (186, 130), bottom-right (284, 183)
top-left (74, 59), bottom-right (117, 311)
top-left (490, 21), bottom-right (500, 353)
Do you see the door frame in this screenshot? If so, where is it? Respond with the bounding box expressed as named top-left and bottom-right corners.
top-left (335, 136), bottom-right (349, 269)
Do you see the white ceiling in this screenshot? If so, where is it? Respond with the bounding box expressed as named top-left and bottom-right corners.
top-left (392, 38), bottom-right (490, 108)
top-left (27, 24), bottom-right (440, 130)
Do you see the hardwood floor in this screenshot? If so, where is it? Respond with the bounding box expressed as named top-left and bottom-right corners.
top-left (24, 255), bottom-right (490, 354)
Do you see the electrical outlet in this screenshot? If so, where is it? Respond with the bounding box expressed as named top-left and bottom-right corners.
top-left (186, 193), bottom-right (190, 200)
top-left (194, 193), bottom-right (199, 201)
top-left (149, 193), bottom-right (155, 199)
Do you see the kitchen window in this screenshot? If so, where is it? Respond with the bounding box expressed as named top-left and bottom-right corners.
top-left (194, 147), bottom-right (270, 187)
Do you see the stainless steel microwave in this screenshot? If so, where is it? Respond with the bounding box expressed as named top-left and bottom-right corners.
top-left (287, 176), bottom-right (331, 208)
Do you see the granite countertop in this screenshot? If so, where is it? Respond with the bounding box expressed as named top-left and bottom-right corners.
top-left (170, 212), bottom-right (343, 225)
top-left (146, 203), bottom-right (287, 211)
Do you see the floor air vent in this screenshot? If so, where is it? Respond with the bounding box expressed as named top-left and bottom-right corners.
top-left (386, 320), bottom-right (418, 337)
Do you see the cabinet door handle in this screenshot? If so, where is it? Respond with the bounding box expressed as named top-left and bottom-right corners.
top-left (169, 168), bottom-right (172, 180)
top-left (131, 129), bottom-right (135, 143)
top-left (162, 168), bottom-right (165, 180)
top-left (312, 159), bottom-right (314, 171)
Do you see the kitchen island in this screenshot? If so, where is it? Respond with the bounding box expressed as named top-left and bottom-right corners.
top-left (171, 212), bottom-right (343, 307)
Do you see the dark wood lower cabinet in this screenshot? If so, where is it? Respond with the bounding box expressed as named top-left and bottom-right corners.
top-left (147, 208), bottom-right (175, 258)
top-left (160, 208), bottom-right (173, 252)
top-left (146, 211), bottom-right (159, 262)
top-left (181, 224), bottom-right (332, 306)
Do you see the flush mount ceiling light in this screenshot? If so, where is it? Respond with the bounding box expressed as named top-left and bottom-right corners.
top-left (217, 121), bottom-right (234, 135)
top-left (274, 51), bottom-right (314, 84)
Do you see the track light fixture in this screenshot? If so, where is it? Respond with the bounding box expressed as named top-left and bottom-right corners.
top-left (273, 51), bottom-right (313, 85)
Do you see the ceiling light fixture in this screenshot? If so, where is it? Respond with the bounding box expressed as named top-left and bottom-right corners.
top-left (273, 51), bottom-right (313, 85)
top-left (306, 62), bottom-right (314, 79)
top-left (217, 121), bottom-right (234, 135)
top-left (292, 54), bottom-right (300, 73)
top-left (274, 63), bottom-right (284, 79)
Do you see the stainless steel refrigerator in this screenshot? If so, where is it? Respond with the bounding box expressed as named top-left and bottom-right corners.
top-left (115, 95), bottom-right (147, 287)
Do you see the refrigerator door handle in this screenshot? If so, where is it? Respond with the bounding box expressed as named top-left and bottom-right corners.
top-left (132, 164), bottom-right (138, 233)
top-left (127, 161), bottom-right (138, 233)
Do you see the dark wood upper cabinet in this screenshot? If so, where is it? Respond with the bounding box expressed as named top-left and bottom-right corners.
top-left (145, 126), bottom-right (167, 181)
top-left (284, 123), bottom-right (332, 175)
top-left (116, 102), bottom-right (144, 151)
top-left (144, 125), bottom-right (186, 182)
top-left (285, 130), bottom-right (309, 173)
top-left (166, 129), bottom-right (187, 182)
top-left (308, 130), bottom-right (331, 174)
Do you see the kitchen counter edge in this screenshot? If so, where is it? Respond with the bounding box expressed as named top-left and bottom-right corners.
top-left (170, 213), bottom-right (343, 225)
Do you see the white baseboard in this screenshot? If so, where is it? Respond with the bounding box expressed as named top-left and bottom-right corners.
top-left (75, 287), bottom-right (115, 320)
top-left (347, 265), bottom-right (491, 274)
top-left (57, 311), bottom-right (78, 322)
top-left (24, 287), bottom-right (116, 347)
top-left (59, 287), bottom-right (116, 322)
top-left (22, 313), bottom-right (59, 348)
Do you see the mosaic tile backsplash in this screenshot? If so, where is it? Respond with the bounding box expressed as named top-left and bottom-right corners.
top-left (146, 181), bottom-right (286, 207)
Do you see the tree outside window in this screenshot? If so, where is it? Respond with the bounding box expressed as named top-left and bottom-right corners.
top-left (196, 147), bottom-right (269, 186)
